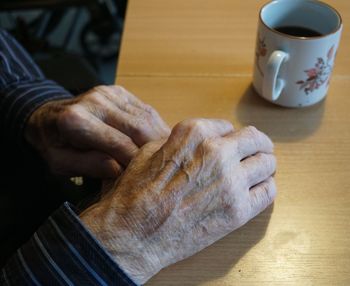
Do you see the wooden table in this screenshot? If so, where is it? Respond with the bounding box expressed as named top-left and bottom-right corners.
top-left (116, 1), bottom-right (350, 285)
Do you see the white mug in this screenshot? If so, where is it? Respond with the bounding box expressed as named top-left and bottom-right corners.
top-left (253, 0), bottom-right (342, 108)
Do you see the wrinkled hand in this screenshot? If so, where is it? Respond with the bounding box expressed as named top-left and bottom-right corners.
top-left (80, 119), bottom-right (276, 284)
top-left (25, 85), bottom-right (170, 178)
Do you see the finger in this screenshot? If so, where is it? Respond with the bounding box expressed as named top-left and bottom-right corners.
top-left (58, 108), bottom-right (139, 165)
top-left (104, 85), bottom-right (171, 142)
top-left (114, 87), bottom-right (171, 137)
top-left (95, 85), bottom-right (146, 111)
top-left (109, 85), bottom-right (148, 109)
top-left (137, 106), bottom-right (171, 142)
top-left (93, 85), bottom-right (130, 111)
top-left (249, 177), bottom-right (276, 218)
top-left (84, 86), bottom-right (135, 121)
top-left (86, 87), bottom-right (171, 145)
top-left (46, 148), bottom-right (123, 178)
top-left (223, 126), bottom-right (273, 160)
top-left (240, 153), bottom-right (276, 188)
top-left (105, 104), bottom-right (170, 146)
top-left (84, 90), bottom-right (153, 144)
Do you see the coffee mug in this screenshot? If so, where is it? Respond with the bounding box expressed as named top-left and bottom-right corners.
top-left (253, 0), bottom-right (342, 108)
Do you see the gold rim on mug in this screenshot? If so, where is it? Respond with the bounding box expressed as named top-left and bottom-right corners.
top-left (259, 0), bottom-right (343, 40)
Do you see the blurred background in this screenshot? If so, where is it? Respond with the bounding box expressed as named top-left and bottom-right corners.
top-left (0, 0), bottom-right (128, 94)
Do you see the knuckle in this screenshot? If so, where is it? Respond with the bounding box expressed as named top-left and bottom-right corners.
top-left (57, 105), bottom-right (84, 130)
top-left (86, 91), bottom-right (106, 105)
top-left (182, 119), bottom-right (207, 137)
top-left (245, 126), bottom-right (273, 150)
top-left (189, 119), bottom-right (206, 132)
top-left (95, 94), bottom-right (107, 105)
top-left (170, 119), bottom-right (208, 143)
top-left (202, 139), bottom-right (229, 172)
top-left (245, 125), bottom-right (261, 138)
top-left (113, 85), bottom-right (125, 94)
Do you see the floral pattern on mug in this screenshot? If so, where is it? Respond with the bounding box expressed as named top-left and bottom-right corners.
top-left (255, 35), bottom-right (267, 77)
top-left (296, 46), bottom-right (335, 94)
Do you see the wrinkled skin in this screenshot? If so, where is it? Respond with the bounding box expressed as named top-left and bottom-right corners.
top-left (25, 85), bottom-right (170, 178)
top-left (80, 119), bottom-right (277, 284)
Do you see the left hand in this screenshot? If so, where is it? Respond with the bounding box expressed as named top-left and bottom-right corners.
top-left (25, 85), bottom-right (170, 178)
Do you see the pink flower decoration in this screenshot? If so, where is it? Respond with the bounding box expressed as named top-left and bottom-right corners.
top-left (296, 46), bottom-right (335, 95)
top-left (306, 68), bottom-right (317, 78)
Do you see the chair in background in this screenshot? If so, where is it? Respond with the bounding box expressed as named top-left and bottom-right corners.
top-left (0, 0), bottom-right (127, 93)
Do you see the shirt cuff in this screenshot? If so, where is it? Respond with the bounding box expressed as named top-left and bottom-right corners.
top-left (1, 202), bottom-right (138, 286)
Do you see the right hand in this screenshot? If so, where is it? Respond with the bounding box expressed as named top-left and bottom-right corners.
top-left (81, 119), bottom-right (277, 284)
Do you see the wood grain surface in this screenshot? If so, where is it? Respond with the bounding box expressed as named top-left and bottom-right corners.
top-left (116, 1), bottom-right (350, 285)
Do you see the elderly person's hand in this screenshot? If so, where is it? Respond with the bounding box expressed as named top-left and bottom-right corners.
top-left (80, 118), bottom-right (277, 284)
top-left (25, 85), bottom-right (170, 178)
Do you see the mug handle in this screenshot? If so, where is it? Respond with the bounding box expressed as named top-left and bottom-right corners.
top-left (263, 50), bottom-right (289, 101)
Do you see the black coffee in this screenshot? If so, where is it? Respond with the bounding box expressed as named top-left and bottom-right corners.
top-left (274, 26), bottom-right (322, 37)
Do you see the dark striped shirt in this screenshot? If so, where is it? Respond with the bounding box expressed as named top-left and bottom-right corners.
top-left (0, 30), bottom-right (136, 285)
top-left (1, 203), bottom-right (136, 286)
top-left (0, 29), bottom-right (73, 146)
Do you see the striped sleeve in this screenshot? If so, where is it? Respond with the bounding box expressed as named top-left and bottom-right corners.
top-left (0, 202), bottom-right (138, 286)
top-left (0, 29), bottom-right (73, 147)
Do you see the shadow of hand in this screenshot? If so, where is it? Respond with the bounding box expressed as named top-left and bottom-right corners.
top-left (235, 84), bottom-right (325, 142)
top-left (148, 204), bottom-right (274, 286)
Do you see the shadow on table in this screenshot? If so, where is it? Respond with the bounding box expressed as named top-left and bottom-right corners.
top-left (235, 84), bottom-right (325, 142)
top-left (149, 204), bottom-right (274, 286)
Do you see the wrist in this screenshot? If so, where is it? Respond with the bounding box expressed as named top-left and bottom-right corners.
top-left (24, 99), bottom-right (66, 150)
top-left (80, 203), bottom-right (162, 285)
top-left (24, 100), bottom-right (53, 149)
